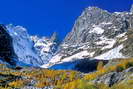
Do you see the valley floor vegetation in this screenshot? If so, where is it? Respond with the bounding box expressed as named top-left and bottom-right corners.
top-left (1, 58), bottom-right (133, 89)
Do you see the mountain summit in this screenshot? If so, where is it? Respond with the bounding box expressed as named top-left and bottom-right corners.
top-left (42, 5), bottom-right (133, 70)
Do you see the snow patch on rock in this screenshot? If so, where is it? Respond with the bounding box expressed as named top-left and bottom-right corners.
top-left (89, 25), bottom-right (104, 34)
top-left (95, 45), bottom-right (125, 60)
top-left (41, 51), bottom-right (90, 68)
top-left (96, 36), bottom-right (116, 50)
top-left (61, 51), bottom-right (89, 62)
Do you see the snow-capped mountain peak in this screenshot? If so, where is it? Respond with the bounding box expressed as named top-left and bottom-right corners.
top-left (41, 5), bottom-right (133, 69)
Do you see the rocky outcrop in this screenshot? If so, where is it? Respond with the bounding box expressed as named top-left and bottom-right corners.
top-left (94, 67), bottom-right (133, 87)
top-left (94, 72), bottom-right (125, 87)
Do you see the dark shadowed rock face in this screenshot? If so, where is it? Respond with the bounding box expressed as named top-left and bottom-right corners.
top-left (0, 25), bottom-right (17, 65)
top-left (94, 72), bottom-right (125, 87)
top-left (74, 59), bottom-right (108, 73)
top-left (49, 59), bottom-right (108, 73)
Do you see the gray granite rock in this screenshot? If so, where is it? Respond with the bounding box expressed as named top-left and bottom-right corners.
top-left (94, 67), bottom-right (133, 87)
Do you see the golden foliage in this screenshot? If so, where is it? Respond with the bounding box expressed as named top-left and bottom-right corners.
top-left (97, 61), bottom-right (104, 71)
top-left (0, 58), bottom-right (133, 89)
top-left (8, 79), bottom-right (26, 88)
top-left (35, 81), bottom-right (47, 88)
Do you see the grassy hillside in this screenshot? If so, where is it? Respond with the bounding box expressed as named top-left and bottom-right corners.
top-left (1, 58), bottom-right (133, 89)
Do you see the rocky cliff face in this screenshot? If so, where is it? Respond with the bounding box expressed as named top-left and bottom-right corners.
top-left (64, 7), bottom-right (130, 44)
top-left (0, 24), bottom-right (59, 67)
top-left (0, 25), bottom-right (17, 66)
top-left (31, 34), bottom-right (59, 64)
top-left (62, 6), bottom-right (132, 58)
top-left (6, 25), bottom-right (42, 66)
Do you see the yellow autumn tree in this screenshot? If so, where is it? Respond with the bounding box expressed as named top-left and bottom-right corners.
top-left (97, 61), bottom-right (104, 71)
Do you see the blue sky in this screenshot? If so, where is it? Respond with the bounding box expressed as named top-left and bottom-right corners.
top-left (0, 0), bottom-right (132, 39)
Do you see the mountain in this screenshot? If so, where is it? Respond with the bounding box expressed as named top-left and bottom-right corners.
top-left (31, 33), bottom-right (59, 64)
top-left (42, 5), bottom-right (133, 70)
top-left (0, 5), bottom-right (133, 72)
top-left (0, 5), bottom-right (133, 89)
top-left (1, 24), bottom-right (59, 67)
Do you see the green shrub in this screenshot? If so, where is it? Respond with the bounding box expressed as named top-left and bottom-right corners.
top-left (116, 66), bottom-right (124, 72)
top-left (125, 62), bottom-right (133, 68)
